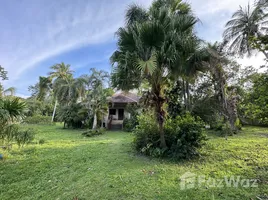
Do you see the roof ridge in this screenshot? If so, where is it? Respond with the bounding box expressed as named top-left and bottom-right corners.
top-left (122, 93), bottom-right (138, 102)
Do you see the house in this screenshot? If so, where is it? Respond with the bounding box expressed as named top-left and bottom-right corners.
top-left (104, 92), bottom-right (139, 130)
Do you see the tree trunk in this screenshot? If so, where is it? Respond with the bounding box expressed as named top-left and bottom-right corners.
top-left (186, 81), bottom-right (191, 111)
top-left (51, 99), bottom-right (57, 122)
top-left (155, 95), bottom-right (167, 149)
top-left (182, 80), bottom-right (187, 110)
top-left (159, 119), bottom-right (166, 148)
top-left (92, 112), bottom-right (97, 129)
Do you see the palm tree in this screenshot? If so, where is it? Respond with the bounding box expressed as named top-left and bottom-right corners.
top-left (37, 76), bottom-right (52, 101)
top-left (48, 63), bottom-right (74, 122)
top-left (81, 69), bottom-right (109, 129)
top-left (49, 62), bottom-right (74, 81)
top-left (223, 3), bottom-right (268, 58)
top-left (206, 42), bottom-right (240, 133)
top-left (111, 1), bottom-right (203, 148)
top-left (53, 77), bottom-right (85, 105)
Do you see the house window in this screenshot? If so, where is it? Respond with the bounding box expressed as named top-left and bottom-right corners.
top-left (109, 109), bottom-right (116, 115)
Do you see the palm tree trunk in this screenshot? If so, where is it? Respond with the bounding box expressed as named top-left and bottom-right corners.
top-left (51, 99), bottom-right (57, 122)
top-left (182, 80), bottom-right (187, 110)
top-left (92, 112), bottom-right (97, 129)
top-left (154, 90), bottom-right (167, 149)
top-left (186, 81), bottom-right (190, 111)
top-left (159, 118), bottom-right (166, 148)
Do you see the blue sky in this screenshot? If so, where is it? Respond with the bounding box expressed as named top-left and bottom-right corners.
top-left (0, 0), bottom-right (264, 97)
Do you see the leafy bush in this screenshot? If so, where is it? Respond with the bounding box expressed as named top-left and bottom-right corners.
top-left (82, 128), bottom-right (106, 137)
top-left (58, 103), bottom-right (86, 129)
top-left (220, 122), bottom-right (233, 136)
top-left (0, 124), bottom-right (19, 145)
top-left (166, 114), bottom-right (207, 159)
top-left (15, 129), bottom-right (36, 148)
top-left (123, 118), bottom-right (138, 132)
top-left (133, 112), bottom-right (207, 160)
top-left (235, 118), bottom-right (242, 130)
top-left (39, 139), bottom-right (45, 145)
top-left (133, 112), bottom-right (160, 154)
top-left (23, 115), bottom-right (53, 125)
top-left (123, 104), bottom-right (140, 132)
top-left (209, 115), bottom-right (225, 131)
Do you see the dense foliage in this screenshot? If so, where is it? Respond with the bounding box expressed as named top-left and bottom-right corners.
top-left (239, 73), bottom-right (268, 126)
top-left (23, 115), bottom-right (54, 125)
top-left (123, 104), bottom-right (140, 132)
top-left (134, 112), bottom-right (206, 159)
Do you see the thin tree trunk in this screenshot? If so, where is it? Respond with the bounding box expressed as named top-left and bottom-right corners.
top-left (155, 96), bottom-right (167, 149)
top-left (92, 112), bottom-right (97, 129)
top-left (159, 119), bottom-right (166, 148)
top-left (52, 99), bottom-right (57, 122)
top-left (182, 80), bottom-right (187, 110)
top-left (186, 81), bottom-right (190, 111)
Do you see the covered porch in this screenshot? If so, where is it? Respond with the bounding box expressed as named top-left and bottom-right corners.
top-left (105, 92), bottom-right (139, 130)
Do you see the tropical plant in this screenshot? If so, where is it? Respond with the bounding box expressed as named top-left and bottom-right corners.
top-left (15, 128), bottom-right (35, 148)
top-left (111, 0), bottom-right (206, 148)
top-left (123, 104), bottom-right (140, 132)
top-left (223, 2), bottom-right (268, 58)
top-left (133, 111), bottom-right (207, 159)
top-left (239, 72), bottom-right (268, 126)
top-left (53, 77), bottom-right (85, 105)
top-left (81, 69), bottom-right (110, 129)
top-left (48, 62), bottom-right (75, 121)
top-left (57, 103), bottom-right (86, 128)
top-left (0, 97), bottom-right (27, 146)
top-left (205, 42), bottom-right (241, 133)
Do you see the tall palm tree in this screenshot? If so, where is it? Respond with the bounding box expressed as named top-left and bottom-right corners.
top-left (53, 77), bottom-right (85, 105)
top-left (37, 76), bottom-right (52, 101)
top-left (111, 1), bottom-right (203, 148)
top-left (206, 42), bottom-right (240, 133)
top-left (48, 63), bottom-right (74, 122)
top-left (223, 3), bottom-right (268, 58)
top-left (49, 62), bottom-right (74, 81)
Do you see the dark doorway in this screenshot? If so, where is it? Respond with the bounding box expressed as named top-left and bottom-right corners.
top-left (118, 109), bottom-right (124, 120)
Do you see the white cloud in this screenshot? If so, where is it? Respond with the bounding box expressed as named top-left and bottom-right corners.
top-left (0, 0), bottom-right (152, 89)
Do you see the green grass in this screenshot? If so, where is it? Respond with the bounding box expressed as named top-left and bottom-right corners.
top-left (1, 124), bottom-right (268, 200)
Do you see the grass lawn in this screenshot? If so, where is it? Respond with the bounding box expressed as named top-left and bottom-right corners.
top-left (0, 124), bottom-right (268, 200)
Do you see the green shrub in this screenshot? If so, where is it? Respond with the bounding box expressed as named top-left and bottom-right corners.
top-left (123, 104), bottom-right (140, 132)
top-left (210, 115), bottom-right (225, 131)
top-left (235, 118), bottom-right (242, 130)
top-left (123, 117), bottom-right (138, 132)
top-left (221, 122), bottom-right (233, 136)
top-left (23, 115), bottom-right (54, 125)
top-left (15, 128), bottom-right (36, 148)
top-left (133, 112), bottom-right (207, 160)
top-left (39, 139), bottom-right (45, 145)
top-left (133, 112), bottom-right (160, 154)
top-left (82, 128), bottom-right (106, 137)
top-left (166, 114), bottom-right (207, 159)
top-left (0, 124), bottom-right (19, 145)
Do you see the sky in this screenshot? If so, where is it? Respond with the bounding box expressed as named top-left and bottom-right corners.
top-left (0, 0), bottom-right (265, 98)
